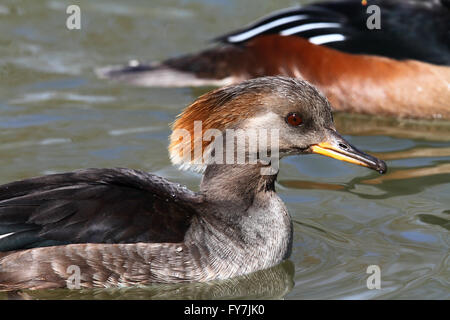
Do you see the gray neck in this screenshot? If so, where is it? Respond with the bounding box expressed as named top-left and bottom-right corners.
top-left (183, 163), bottom-right (293, 281)
top-left (0, 163), bottom-right (293, 288)
top-left (200, 163), bottom-right (277, 205)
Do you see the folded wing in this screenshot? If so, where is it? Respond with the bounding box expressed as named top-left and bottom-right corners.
top-left (0, 168), bottom-right (202, 252)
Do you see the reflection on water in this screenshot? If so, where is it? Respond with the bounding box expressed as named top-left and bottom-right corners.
top-left (0, 0), bottom-right (449, 299)
top-left (364, 164), bottom-right (450, 186)
top-left (335, 113), bottom-right (450, 142)
top-left (280, 162), bottom-right (450, 199)
top-left (1, 261), bottom-right (294, 300)
top-left (418, 213), bottom-right (450, 231)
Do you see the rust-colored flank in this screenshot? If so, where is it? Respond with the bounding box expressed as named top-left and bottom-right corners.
top-left (227, 35), bottom-right (450, 119)
top-left (98, 1), bottom-right (450, 119)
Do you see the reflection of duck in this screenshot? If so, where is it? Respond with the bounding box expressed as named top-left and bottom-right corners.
top-left (0, 77), bottom-right (385, 290)
top-left (3, 261), bottom-right (295, 300)
top-left (280, 162), bottom-right (450, 199)
top-left (333, 113), bottom-right (450, 142)
top-left (97, 0), bottom-right (450, 119)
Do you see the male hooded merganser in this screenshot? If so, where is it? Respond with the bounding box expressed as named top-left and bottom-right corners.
top-left (217, 0), bottom-right (450, 65)
top-left (0, 77), bottom-right (386, 290)
top-left (97, 0), bottom-right (450, 119)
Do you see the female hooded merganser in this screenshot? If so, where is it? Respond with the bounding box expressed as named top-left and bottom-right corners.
top-left (0, 77), bottom-right (386, 290)
top-left (97, 0), bottom-right (450, 119)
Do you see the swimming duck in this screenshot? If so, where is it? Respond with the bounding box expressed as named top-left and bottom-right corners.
top-left (217, 0), bottom-right (450, 65)
top-left (97, 0), bottom-right (450, 119)
top-left (0, 77), bottom-right (386, 290)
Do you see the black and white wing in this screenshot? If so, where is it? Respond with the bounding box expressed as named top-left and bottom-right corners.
top-left (216, 0), bottom-right (450, 65)
top-left (0, 168), bottom-right (203, 252)
top-left (216, 5), bottom-right (348, 45)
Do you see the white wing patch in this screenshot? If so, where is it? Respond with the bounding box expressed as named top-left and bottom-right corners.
top-left (224, 7), bottom-right (347, 45)
top-left (0, 232), bottom-right (15, 240)
top-left (280, 22), bottom-right (341, 36)
top-left (309, 34), bottom-right (346, 45)
top-left (227, 15), bottom-right (310, 43)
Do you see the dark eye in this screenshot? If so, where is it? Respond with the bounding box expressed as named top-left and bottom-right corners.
top-left (286, 112), bottom-right (303, 126)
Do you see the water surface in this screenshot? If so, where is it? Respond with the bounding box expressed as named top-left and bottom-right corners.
top-left (0, 0), bottom-right (449, 299)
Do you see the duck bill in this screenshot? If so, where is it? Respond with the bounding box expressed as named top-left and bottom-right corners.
top-left (310, 131), bottom-right (387, 174)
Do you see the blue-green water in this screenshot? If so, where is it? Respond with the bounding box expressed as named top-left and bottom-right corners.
top-left (0, 0), bottom-right (449, 299)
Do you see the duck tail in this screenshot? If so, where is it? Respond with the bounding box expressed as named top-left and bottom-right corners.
top-left (95, 44), bottom-right (251, 88)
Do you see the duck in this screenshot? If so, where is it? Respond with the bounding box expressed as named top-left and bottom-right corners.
top-left (216, 0), bottom-right (450, 65)
top-left (0, 77), bottom-right (386, 291)
top-left (97, 0), bottom-right (450, 120)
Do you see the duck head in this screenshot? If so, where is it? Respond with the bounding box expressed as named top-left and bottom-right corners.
top-left (169, 76), bottom-right (386, 174)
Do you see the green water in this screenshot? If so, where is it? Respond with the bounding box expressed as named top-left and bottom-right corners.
top-left (0, 0), bottom-right (449, 299)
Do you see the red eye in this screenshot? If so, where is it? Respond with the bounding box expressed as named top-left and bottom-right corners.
top-left (286, 112), bottom-right (303, 126)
